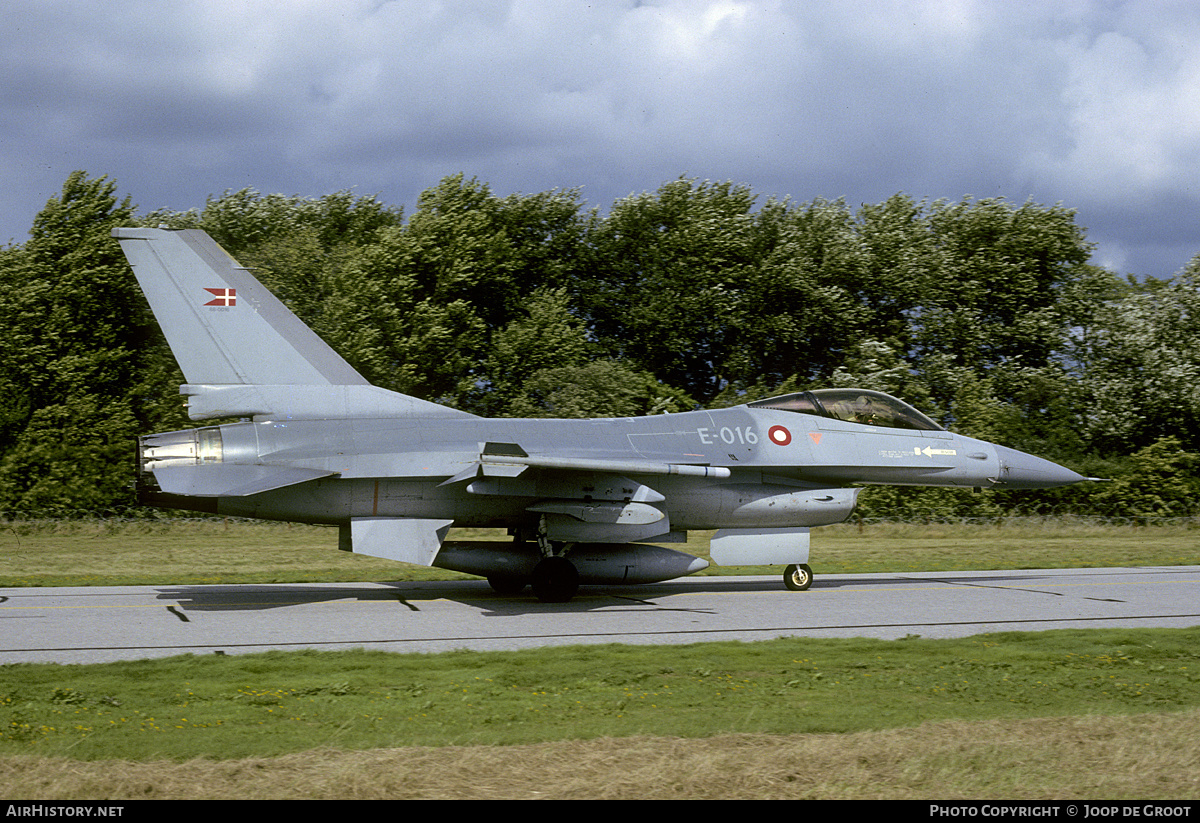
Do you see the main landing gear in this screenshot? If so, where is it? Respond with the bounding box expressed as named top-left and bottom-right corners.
top-left (783, 563), bottom-right (813, 591)
top-left (486, 558), bottom-right (579, 602)
top-left (485, 575), bottom-right (526, 595)
top-left (530, 554), bottom-right (579, 603)
top-left (531, 517), bottom-right (578, 602)
top-left (486, 519), bottom-right (580, 603)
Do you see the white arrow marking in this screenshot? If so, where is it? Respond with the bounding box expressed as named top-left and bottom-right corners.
top-left (914, 446), bottom-right (958, 457)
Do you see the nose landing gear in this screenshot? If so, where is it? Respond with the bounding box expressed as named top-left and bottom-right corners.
top-left (783, 563), bottom-right (813, 591)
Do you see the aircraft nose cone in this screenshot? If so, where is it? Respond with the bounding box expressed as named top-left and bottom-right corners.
top-left (994, 445), bottom-right (1085, 489)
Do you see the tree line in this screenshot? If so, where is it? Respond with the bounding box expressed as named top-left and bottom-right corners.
top-left (2, 171), bottom-right (1198, 518)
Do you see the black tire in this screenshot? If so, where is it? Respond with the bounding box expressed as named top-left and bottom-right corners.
top-left (531, 556), bottom-right (579, 603)
top-left (783, 563), bottom-right (813, 591)
top-left (487, 575), bottom-right (526, 595)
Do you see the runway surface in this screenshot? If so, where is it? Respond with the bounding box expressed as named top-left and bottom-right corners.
top-left (3, 566), bottom-right (1198, 664)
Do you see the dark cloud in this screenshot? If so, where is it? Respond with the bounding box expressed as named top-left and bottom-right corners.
top-left (3, 0), bottom-right (1199, 278)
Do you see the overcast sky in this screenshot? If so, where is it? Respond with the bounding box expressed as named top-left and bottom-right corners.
top-left (4, 0), bottom-right (1199, 278)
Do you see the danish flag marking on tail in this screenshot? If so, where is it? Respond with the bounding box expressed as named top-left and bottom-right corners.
top-left (204, 287), bottom-right (236, 306)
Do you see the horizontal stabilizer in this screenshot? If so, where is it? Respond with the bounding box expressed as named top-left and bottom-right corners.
top-left (151, 464), bottom-right (335, 497)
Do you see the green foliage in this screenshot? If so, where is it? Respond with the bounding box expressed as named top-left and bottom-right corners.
top-left (506, 361), bottom-right (692, 419)
top-left (304, 175), bottom-right (591, 407)
top-left (2, 170), bottom-right (1199, 518)
top-left (577, 178), bottom-right (758, 401)
top-left (726, 197), bottom-right (876, 391)
top-left (1080, 259), bottom-right (1200, 453)
top-left (916, 198), bottom-right (1095, 369)
top-left (0, 173), bottom-right (188, 511)
top-left (149, 187), bottom-right (403, 258)
top-left (477, 287), bottom-right (591, 414)
top-left (1091, 438), bottom-right (1200, 517)
top-left (829, 340), bottom-right (925, 405)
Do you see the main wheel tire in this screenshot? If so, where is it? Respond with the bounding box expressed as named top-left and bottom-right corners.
top-left (783, 563), bottom-right (813, 591)
top-left (487, 575), bottom-right (526, 595)
top-left (531, 556), bottom-right (579, 603)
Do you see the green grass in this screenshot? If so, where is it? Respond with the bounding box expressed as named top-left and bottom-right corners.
top-left (1, 517), bottom-right (1196, 587)
top-left (2, 627), bottom-right (1198, 762)
top-left (0, 519), bottom-right (474, 587)
top-left (2, 519), bottom-right (1198, 797)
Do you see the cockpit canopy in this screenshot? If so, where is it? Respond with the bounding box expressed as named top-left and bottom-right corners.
top-left (748, 389), bottom-right (944, 432)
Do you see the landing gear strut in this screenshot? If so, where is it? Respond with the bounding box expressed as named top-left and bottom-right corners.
top-left (783, 563), bottom-right (813, 591)
top-left (530, 516), bottom-right (579, 603)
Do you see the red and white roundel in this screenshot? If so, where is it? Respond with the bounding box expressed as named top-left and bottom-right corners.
top-left (768, 425), bottom-right (792, 446)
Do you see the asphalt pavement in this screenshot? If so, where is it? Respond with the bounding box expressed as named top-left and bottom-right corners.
top-left (3, 566), bottom-right (1198, 664)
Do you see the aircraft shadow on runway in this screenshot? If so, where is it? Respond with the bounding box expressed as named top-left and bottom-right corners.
top-left (154, 580), bottom-right (732, 617)
top-left (153, 575), bottom-right (838, 616)
top-left (152, 571), bottom-right (1069, 619)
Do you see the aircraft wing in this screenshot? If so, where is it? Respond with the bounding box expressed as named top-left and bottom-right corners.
top-left (439, 441), bottom-right (732, 485)
top-left (439, 442), bottom-right (729, 544)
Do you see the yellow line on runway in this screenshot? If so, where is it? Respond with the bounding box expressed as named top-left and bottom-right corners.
top-left (0, 597), bottom-right (446, 611)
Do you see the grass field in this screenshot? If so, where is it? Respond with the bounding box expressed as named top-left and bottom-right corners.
top-left (1, 516), bottom-right (1196, 587)
top-left (1, 518), bottom-right (1198, 799)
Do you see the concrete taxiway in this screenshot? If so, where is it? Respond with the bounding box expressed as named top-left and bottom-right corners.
top-left (2, 566), bottom-right (1198, 664)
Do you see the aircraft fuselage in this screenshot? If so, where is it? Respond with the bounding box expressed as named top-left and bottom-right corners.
top-left (137, 402), bottom-right (1062, 531)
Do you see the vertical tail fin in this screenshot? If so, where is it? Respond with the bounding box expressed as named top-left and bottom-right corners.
top-left (115, 227), bottom-right (473, 420)
top-left (113, 227), bottom-right (368, 386)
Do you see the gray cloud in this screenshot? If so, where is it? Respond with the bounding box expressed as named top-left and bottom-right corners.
top-left (4, 0), bottom-right (1199, 278)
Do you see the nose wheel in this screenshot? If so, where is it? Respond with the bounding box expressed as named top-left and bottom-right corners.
top-left (783, 563), bottom-right (813, 591)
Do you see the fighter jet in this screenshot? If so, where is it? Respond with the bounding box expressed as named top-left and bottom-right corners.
top-left (114, 227), bottom-right (1085, 602)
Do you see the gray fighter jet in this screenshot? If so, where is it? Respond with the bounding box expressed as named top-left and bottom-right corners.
top-left (114, 227), bottom-right (1085, 602)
